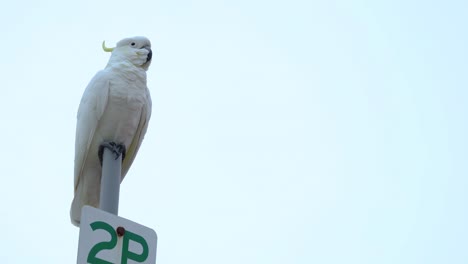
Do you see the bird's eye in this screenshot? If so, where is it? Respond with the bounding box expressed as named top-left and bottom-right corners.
top-left (131, 42), bottom-right (136, 46)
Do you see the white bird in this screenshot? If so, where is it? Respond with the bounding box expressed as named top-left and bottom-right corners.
top-left (70, 36), bottom-right (153, 226)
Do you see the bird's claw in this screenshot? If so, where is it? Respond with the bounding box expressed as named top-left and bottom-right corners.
top-left (98, 141), bottom-right (126, 166)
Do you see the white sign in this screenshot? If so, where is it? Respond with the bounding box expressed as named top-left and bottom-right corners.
top-left (77, 206), bottom-right (157, 264)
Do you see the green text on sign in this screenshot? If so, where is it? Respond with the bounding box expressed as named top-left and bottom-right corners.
top-left (87, 221), bottom-right (149, 264)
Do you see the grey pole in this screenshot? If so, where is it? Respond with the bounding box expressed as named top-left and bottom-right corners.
top-left (99, 147), bottom-right (122, 215)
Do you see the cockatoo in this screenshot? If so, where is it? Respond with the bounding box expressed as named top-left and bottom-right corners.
top-left (70, 36), bottom-right (153, 226)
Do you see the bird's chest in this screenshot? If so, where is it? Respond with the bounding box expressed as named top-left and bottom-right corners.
top-left (109, 86), bottom-right (147, 111)
top-left (109, 77), bottom-right (147, 106)
top-left (97, 84), bottom-right (147, 144)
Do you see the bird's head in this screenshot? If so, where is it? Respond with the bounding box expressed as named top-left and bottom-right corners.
top-left (102, 36), bottom-right (152, 71)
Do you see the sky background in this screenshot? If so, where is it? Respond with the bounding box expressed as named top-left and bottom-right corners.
top-left (0, 0), bottom-right (467, 263)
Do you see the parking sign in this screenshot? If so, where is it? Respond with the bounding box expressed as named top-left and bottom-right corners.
top-left (77, 206), bottom-right (157, 264)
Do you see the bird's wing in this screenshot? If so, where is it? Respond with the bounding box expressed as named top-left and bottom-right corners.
top-left (74, 70), bottom-right (111, 190)
top-left (121, 91), bottom-right (152, 179)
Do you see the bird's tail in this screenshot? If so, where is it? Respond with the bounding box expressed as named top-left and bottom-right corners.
top-left (70, 196), bottom-right (82, 227)
top-left (70, 169), bottom-right (101, 227)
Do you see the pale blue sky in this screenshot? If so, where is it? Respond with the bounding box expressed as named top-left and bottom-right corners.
top-left (0, 0), bottom-right (467, 263)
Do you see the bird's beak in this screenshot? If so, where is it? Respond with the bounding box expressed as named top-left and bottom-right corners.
top-left (144, 46), bottom-right (152, 63)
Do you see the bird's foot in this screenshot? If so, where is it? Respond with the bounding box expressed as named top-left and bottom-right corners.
top-left (98, 141), bottom-right (126, 166)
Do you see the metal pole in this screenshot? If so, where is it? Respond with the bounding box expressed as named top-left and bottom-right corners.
top-left (100, 147), bottom-right (121, 215)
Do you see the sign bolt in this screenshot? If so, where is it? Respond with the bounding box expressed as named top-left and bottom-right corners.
top-left (117, 226), bottom-right (126, 237)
